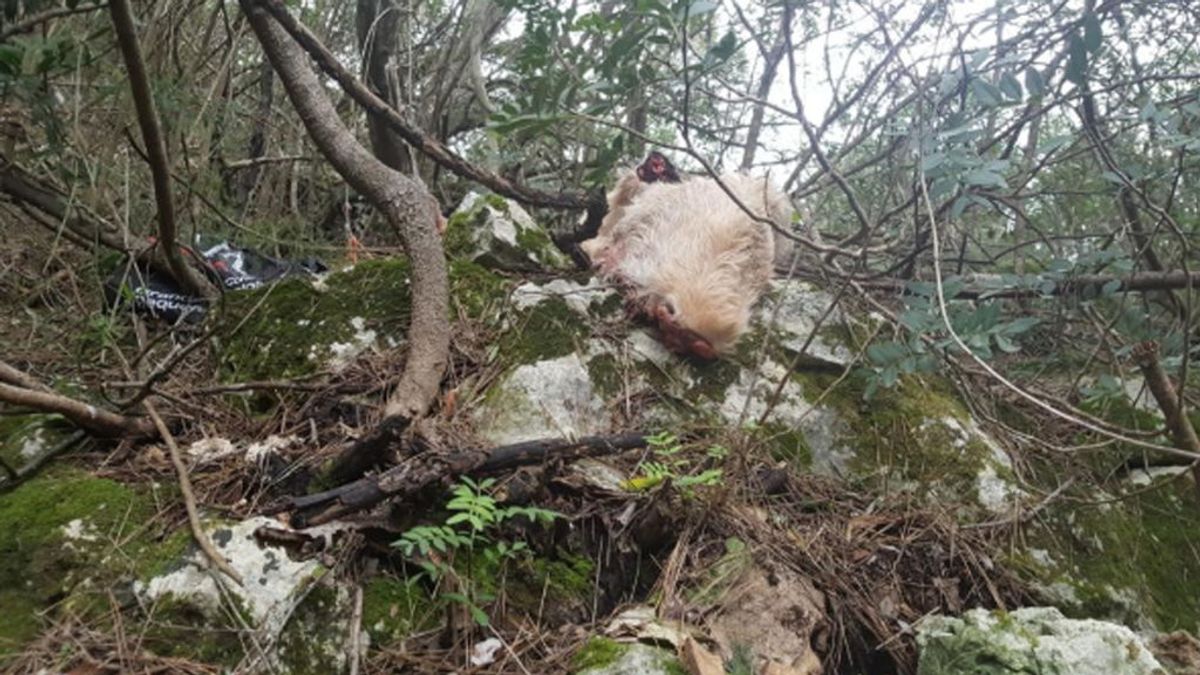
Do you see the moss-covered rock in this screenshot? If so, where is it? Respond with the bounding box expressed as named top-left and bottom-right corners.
top-left (215, 258), bottom-right (413, 382)
top-left (573, 637), bottom-right (685, 675)
top-left (445, 192), bottom-right (570, 271)
top-left (134, 516), bottom-right (329, 645)
top-left (0, 412), bottom-right (70, 470)
top-left (215, 257), bottom-right (513, 387)
top-left (916, 607), bottom-right (1165, 675)
top-left (474, 352), bottom-right (610, 445)
top-left (275, 583), bottom-right (354, 674)
top-left (0, 467), bottom-right (160, 661)
top-left (797, 371), bottom-right (1020, 511)
top-left (1015, 473), bottom-right (1200, 633)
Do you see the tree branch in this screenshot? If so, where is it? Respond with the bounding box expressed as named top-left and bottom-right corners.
top-left (108, 0), bottom-right (213, 297)
top-left (0, 2), bottom-right (108, 41)
top-left (240, 0), bottom-right (449, 423)
top-left (0, 382), bottom-right (154, 437)
top-left (251, 0), bottom-right (596, 211)
top-left (850, 269), bottom-right (1200, 300)
top-left (273, 432), bottom-right (649, 526)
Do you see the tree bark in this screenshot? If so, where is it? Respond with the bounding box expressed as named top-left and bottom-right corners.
top-left (740, 10), bottom-right (789, 171)
top-left (241, 0), bottom-right (449, 423)
top-left (1131, 341), bottom-right (1200, 491)
top-left (356, 0), bottom-right (413, 174)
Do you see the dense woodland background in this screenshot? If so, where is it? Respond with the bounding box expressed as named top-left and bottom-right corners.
top-left (2, 0), bottom-right (1200, 672)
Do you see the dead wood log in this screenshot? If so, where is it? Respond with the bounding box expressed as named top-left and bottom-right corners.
top-left (274, 432), bottom-right (649, 527)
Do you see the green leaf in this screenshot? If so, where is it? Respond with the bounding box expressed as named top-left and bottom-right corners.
top-left (994, 334), bottom-right (1020, 353)
top-left (999, 72), bottom-right (1022, 100)
top-left (920, 152), bottom-right (945, 172)
top-left (469, 605), bottom-right (491, 626)
top-left (0, 43), bottom-right (22, 76)
top-left (704, 30), bottom-right (738, 64)
top-left (971, 79), bottom-right (1002, 107)
top-left (867, 342), bottom-right (908, 365)
top-left (951, 195), bottom-right (972, 219)
top-left (1024, 67), bottom-right (1045, 96)
top-left (1083, 12), bottom-right (1103, 53)
top-left (964, 169), bottom-right (1007, 189)
top-left (1065, 33), bottom-right (1088, 85)
top-left (1101, 279), bottom-right (1122, 296)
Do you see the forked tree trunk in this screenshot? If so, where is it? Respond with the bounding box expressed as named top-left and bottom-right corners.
top-left (241, 0), bottom-right (450, 423)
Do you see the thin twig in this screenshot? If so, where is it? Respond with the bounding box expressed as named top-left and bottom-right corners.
top-left (143, 399), bottom-right (244, 585)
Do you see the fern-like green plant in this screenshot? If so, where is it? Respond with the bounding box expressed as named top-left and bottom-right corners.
top-left (392, 476), bottom-right (558, 626)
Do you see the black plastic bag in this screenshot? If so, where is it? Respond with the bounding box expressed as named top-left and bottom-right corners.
top-left (104, 236), bottom-right (326, 323)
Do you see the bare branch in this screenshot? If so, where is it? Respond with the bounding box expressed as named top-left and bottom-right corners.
top-left (108, 0), bottom-right (213, 297)
top-left (0, 382), bottom-right (154, 438)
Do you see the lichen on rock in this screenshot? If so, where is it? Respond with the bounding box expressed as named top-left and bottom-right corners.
top-left (134, 516), bottom-right (327, 643)
top-left (916, 606), bottom-right (1165, 675)
top-left (445, 192), bottom-right (570, 271)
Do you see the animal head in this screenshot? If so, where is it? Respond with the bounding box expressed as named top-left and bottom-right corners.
top-left (638, 281), bottom-right (750, 360)
top-left (635, 151), bottom-right (681, 184)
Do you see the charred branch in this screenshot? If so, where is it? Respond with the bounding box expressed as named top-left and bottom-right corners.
top-left (274, 432), bottom-right (649, 527)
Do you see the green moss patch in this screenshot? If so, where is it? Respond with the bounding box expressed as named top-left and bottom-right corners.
top-left (500, 295), bottom-right (590, 364)
top-left (449, 259), bottom-right (508, 320)
top-left (802, 371), bottom-right (991, 497)
top-left (361, 574), bottom-right (438, 646)
top-left (275, 584), bottom-right (351, 674)
top-left (1028, 478), bottom-right (1200, 632)
top-left (0, 467), bottom-right (158, 660)
top-left (138, 594), bottom-right (249, 668)
top-left (506, 554), bottom-right (595, 624)
top-left (573, 636), bottom-right (627, 671)
top-left (0, 413), bottom-right (70, 469)
top-left (215, 258), bottom-right (412, 381)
